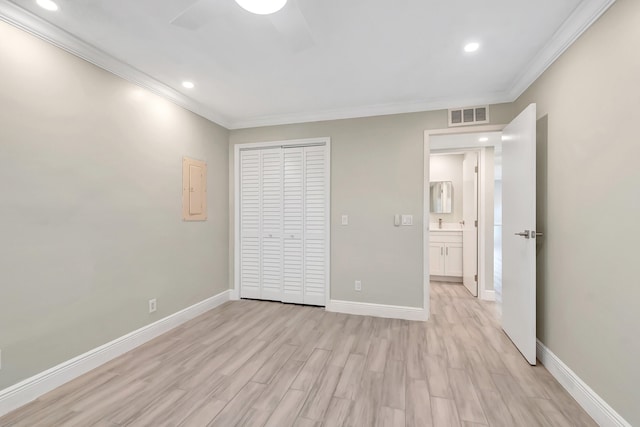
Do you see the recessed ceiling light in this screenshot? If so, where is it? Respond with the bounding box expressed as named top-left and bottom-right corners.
top-left (464, 42), bottom-right (480, 53)
top-left (479, 137), bottom-right (489, 142)
top-left (182, 81), bottom-right (195, 89)
top-left (36, 0), bottom-right (58, 11)
top-left (235, 0), bottom-right (287, 15)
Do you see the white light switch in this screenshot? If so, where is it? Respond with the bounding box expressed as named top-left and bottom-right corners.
top-left (341, 215), bottom-right (349, 225)
top-left (401, 215), bottom-right (413, 226)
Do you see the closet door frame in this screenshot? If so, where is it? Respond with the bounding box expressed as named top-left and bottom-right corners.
top-left (234, 137), bottom-right (331, 307)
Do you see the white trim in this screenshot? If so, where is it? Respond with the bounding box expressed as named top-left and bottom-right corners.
top-left (478, 147), bottom-right (488, 300)
top-left (423, 133), bottom-right (431, 319)
top-left (0, 2), bottom-right (231, 129)
top-left (506, 0), bottom-right (616, 100)
top-left (481, 289), bottom-right (496, 302)
top-left (1, 0), bottom-right (615, 130)
top-left (229, 95), bottom-right (506, 129)
top-left (536, 339), bottom-right (632, 427)
top-left (234, 138), bottom-right (331, 306)
top-left (326, 300), bottom-right (428, 322)
top-left (0, 290), bottom-right (232, 418)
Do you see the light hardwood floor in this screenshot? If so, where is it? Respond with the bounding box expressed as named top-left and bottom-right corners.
top-left (0, 283), bottom-right (597, 426)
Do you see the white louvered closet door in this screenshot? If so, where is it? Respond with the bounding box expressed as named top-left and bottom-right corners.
top-left (239, 143), bottom-right (327, 306)
top-left (260, 149), bottom-right (283, 301)
top-left (302, 146), bottom-right (327, 306)
top-left (239, 150), bottom-right (261, 299)
top-left (282, 148), bottom-right (304, 304)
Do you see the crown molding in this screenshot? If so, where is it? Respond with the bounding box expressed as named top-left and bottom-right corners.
top-left (0, 1), bottom-right (232, 129)
top-left (506, 0), bottom-right (616, 101)
top-left (1, 0), bottom-right (616, 130)
top-left (228, 93), bottom-right (509, 129)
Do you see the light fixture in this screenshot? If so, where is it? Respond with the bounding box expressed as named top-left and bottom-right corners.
top-left (182, 81), bottom-right (195, 89)
top-left (235, 0), bottom-right (287, 15)
top-left (464, 42), bottom-right (480, 53)
top-left (479, 137), bottom-right (489, 142)
top-left (36, 0), bottom-right (58, 11)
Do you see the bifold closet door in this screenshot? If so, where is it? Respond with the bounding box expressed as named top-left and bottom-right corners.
top-left (282, 148), bottom-right (304, 304)
top-left (260, 149), bottom-right (283, 301)
top-left (301, 146), bottom-right (327, 306)
top-left (239, 150), bottom-right (261, 299)
top-left (239, 144), bottom-right (327, 306)
top-left (239, 148), bottom-right (283, 301)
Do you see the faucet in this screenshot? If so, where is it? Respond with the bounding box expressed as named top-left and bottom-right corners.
top-left (438, 218), bottom-right (443, 229)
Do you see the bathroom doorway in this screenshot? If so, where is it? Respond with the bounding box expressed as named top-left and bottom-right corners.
top-left (423, 126), bottom-right (505, 318)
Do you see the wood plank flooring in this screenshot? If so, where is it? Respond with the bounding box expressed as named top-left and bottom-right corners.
top-left (0, 283), bottom-right (597, 426)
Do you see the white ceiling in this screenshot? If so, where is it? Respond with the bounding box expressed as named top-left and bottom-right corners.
top-left (1, 0), bottom-right (614, 128)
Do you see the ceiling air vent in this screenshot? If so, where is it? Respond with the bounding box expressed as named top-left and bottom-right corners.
top-left (448, 106), bottom-right (490, 127)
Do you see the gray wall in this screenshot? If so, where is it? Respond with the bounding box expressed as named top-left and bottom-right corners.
top-left (0, 21), bottom-right (229, 390)
top-left (514, 0), bottom-right (640, 423)
top-left (229, 105), bottom-right (513, 308)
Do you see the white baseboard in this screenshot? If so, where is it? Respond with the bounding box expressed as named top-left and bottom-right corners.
top-left (481, 289), bottom-right (496, 302)
top-left (536, 339), bottom-right (631, 427)
top-left (326, 299), bottom-right (427, 321)
top-left (430, 275), bottom-right (463, 283)
top-left (0, 289), bottom-right (232, 418)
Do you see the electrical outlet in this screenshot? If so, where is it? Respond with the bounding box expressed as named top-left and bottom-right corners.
top-left (355, 280), bottom-right (362, 291)
top-left (148, 298), bottom-right (157, 313)
top-left (341, 214), bottom-right (349, 225)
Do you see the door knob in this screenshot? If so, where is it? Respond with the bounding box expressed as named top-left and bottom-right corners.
top-left (515, 230), bottom-right (530, 239)
top-left (532, 231), bottom-right (543, 239)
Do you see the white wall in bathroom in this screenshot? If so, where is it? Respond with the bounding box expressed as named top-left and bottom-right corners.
top-left (430, 154), bottom-right (463, 224)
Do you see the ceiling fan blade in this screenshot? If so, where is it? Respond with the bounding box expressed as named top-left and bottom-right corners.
top-left (267, 0), bottom-right (316, 53)
top-left (170, 0), bottom-right (218, 30)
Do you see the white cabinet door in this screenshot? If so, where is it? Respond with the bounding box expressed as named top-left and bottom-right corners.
top-left (303, 146), bottom-right (327, 306)
top-left (445, 243), bottom-right (463, 277)
top-left (429, 243), bottom-right (445, 276)
top-left (239, 150), bottom-right (261, 299)
top-left (260, 149), bottom-right (283, 301)
top-left (282, 148), bottom-right (304, 304)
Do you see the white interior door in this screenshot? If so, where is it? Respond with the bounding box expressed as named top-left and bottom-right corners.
top-left (502, 103), bottom-right (537, 365)
top-left (462, 151), bottom-right (478, 296)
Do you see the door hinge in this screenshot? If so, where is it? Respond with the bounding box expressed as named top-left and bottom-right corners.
top-left (474, 166), bottom-right (478, 173)
top-left (474, 274), bottom-right (478, 282)
top-left (474, 220), bottom-right (478, 227)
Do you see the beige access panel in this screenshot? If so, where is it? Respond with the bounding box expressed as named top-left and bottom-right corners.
top-left (182, 157), bottom-right (207, 221)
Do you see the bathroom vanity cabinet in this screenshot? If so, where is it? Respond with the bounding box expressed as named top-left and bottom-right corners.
top-left (429, 230), bottom-right (463, 278)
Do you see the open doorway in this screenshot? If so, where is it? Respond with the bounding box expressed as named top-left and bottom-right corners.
top-left (424, 127), bottom-right (504, 320)
top-left (424, 105), bottom-right (538, 364)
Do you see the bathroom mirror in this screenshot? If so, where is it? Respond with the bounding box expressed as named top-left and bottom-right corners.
top-left (430, 181), bottom-right (453, 213)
